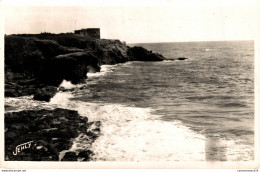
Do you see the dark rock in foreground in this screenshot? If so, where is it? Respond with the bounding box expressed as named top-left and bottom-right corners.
top-left (60, 150), bottom-right (94, 161)
top-left (5, 108), bottom-right (100, 161)
top-left (33, 86), bottom-right (57, 101)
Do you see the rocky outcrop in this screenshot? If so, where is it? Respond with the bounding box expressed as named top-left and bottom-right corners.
top-left (5, 108), bottom-right (100, 161)
top-left (127, 46), bottom-right (165, 61)
top-left (176, 57), bottom-right (188, 60)
top-left (5, 34), bottom-right (166, 101)
top-left (33, 86), bottom-right (57, 101)
top-left (167, 57), bottom-right (188, 61)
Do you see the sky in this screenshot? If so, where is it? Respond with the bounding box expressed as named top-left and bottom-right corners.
top-left (3, 0), bottom-right (260, 43)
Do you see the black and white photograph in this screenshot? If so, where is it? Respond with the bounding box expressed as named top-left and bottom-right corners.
top-left (1, 0), bottom-right (259, 170)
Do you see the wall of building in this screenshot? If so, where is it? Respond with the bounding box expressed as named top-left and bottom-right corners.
top-left (74, 28), bottom-right (100, 39)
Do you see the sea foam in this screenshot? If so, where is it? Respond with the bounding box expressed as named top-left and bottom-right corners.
top-left (50, 91), bottom-right (207, 161)
top-left (5, 84), bottom-right (253, 161)
top-left (49, 91), bottom-right (254, 161)
top-left (87, 65), bottom-right (117, 78)
top-left (59, 80), bottom-right (77, 89)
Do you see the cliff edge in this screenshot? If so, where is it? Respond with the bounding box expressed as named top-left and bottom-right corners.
top-left (5, 33), bottom-right (165, 101)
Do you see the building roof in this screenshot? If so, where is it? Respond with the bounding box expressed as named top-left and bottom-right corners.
top-left (75, 28), bottom-right (100, 32)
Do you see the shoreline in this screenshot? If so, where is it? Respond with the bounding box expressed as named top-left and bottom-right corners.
top-left (4, 33), bottom-right (166, 161)
top-left (4, 35), bottom-right (254, 161)
top-left (4, 33), bottom-right (166, 101)
top-left (5, 59), bottom-right (254, 161)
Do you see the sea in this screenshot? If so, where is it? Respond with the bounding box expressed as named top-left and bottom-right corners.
top-left (5, 40), bottom-right (254, 161)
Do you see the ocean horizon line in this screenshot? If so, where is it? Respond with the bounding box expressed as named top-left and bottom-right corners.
top-left (127, 39), bottom-right (254, 44)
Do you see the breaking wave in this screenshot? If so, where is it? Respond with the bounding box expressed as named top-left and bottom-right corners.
top-left (48, 91), bottom-right (253, 161)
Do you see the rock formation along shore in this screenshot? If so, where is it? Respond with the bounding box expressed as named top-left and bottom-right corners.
top-left (4, 33), bottom-right (166, 161)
